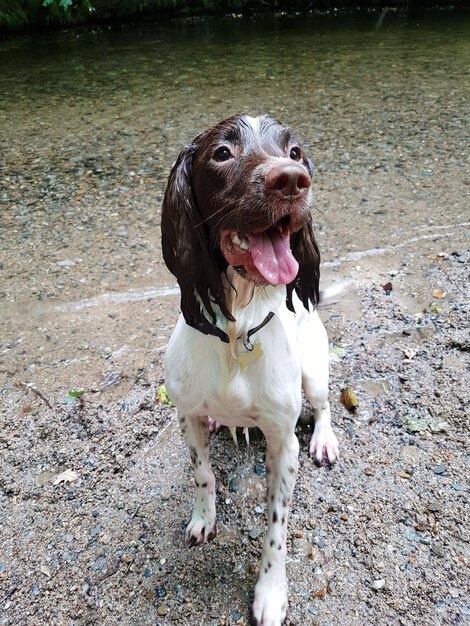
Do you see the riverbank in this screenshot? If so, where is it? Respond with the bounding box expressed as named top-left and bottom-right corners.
top-left (0, 0), bottom-right (466, 36)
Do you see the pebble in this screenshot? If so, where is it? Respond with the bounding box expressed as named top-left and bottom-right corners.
top-left (254, 463), bottom-right (266, 476)
top-left (427, 501), bottom-right (441, 512)
top-left (89, 524), bottom-right (101, 538)
top-left (229, 478), bottom-right (239, 493)
top-left (157, 605), bottom-right (168, 616)
top-left (248, 528), bottom-right (261, 540)
top-left (430, 545), bottom-right (444, 557)
top-left (57, 259), bottom-right (76, 267)
top-left (431, 465), bottom-right (446, 475)
top-left (371, 579), bottom-right (386, 590)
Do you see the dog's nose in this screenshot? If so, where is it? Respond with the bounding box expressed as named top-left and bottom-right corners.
top-left (265, 164), bottom-right (311, 198)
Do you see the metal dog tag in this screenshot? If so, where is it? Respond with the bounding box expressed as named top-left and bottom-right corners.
top-left (238, 341), bottom-right (263, 371)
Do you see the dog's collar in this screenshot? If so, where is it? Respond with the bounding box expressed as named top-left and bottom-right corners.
top-left (237, 311), bottom-right (275, 351)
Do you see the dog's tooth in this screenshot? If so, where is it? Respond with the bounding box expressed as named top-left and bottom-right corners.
top-left (231, 232), bottom-right (241, 245)
top-left (239, 240), bottom-right (249, 251)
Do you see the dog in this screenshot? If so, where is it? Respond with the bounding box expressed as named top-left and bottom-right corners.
top-left (161, 114), bottom-right (339, 625)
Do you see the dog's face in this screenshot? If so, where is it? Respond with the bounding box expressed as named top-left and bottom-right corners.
top-left (189, 115), bottom-right (314, 286)
top-left (161, 114), bottom-right (320, 340)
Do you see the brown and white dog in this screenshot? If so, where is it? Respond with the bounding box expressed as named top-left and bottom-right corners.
top-left (161, 114), bottom-right (339, 625)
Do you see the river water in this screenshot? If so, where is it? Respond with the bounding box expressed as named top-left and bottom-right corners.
top-left (0, 11), bottom-right (469, 374)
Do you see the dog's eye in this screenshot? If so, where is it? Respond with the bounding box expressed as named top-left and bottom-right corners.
top-left (213, 146), bottom-right (233, 162)
top-left (289, 147), bottom-right (302, 161)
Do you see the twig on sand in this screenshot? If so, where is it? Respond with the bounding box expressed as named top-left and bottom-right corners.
top-left (1, 581), bottom-right (21, 605)
top-left (16, 380), bottom-right (53, 409)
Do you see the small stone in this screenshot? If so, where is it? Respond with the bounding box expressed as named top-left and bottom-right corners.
top-left (431, 465), bottom-right (446, 475)
top-left (229, 478), bottom-right (239, 493)
top-left (89, 525), bottom-right (101, 538)
top-left (427, 501), bottom-right (441, 512)
top-left (364, 467), bottom-right (374, 476)
top-left (248, 528), bottom-right (261, 540)
top-left (157, 605), bottom-right (168, 616)
top-left (430, 545), bottom-right (444, 557)
top-left (254, 463), bottom-right (266, 476)
top-left (339, 513), bottom-right (349, 521)
top-left (398, 471), bottom-right (410, 479)
top-left (371, 579), bottom-right (386, 590)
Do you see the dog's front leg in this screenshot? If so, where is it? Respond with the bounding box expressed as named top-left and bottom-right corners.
top-left (179, 414), bottom-right (217, 547)
top-left (251, 431), bottom-right (299, 626)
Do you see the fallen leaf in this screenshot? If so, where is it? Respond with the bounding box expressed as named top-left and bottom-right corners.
top-left (66, 390), bottom-right (84, 404)
top-left (53, 469), bottom-right (79, 486)
top-left (340, 388), bottom-right (358, 412)
top-left (329, 346), bottom-right (346, 362)
top-left (156, 384), bottom-right (173, 407)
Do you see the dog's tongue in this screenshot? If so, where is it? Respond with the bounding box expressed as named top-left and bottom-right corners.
top-left (247, 228), bottom-right (299, 285)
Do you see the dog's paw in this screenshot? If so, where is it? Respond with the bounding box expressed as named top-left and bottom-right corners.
top-left (250, 577), bottom-right (287, 626)
top-left (309, 426), bottom-right (339, 465)
top-left (185, 516), bottom-right (217, 548)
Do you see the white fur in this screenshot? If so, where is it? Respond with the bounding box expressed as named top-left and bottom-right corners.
top-left (165, 268), bottom-right (339, 626)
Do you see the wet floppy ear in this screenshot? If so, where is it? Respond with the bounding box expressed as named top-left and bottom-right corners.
top-left (286, 219), bottom-right (320, 313)
top-left (161, 144), bottom-right (233, 341)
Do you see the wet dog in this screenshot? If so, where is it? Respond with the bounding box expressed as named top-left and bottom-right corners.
top-left (161, 114), bottom-right (339, 625)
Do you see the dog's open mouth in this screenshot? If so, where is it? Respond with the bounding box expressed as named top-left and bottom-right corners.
top-left (221, 217), bottom-right (299, 285)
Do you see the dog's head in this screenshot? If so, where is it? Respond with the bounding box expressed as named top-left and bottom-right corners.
top-left (161, 114), bottom-right (320, 340)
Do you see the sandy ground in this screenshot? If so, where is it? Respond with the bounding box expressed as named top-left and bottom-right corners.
top-left (1, 16), bottom-right (470, 626)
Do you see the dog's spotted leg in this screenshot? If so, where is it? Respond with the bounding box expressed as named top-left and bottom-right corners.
top-left (251, 432), bottom-right (299, 626)
top-left (179, 414), bottom-right (217, 547)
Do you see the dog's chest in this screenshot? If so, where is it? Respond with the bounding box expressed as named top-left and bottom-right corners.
top-left (165, 313), bottom-right (302, 427)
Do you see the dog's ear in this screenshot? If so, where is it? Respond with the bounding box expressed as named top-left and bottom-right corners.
top-left (286, 219), bottom-right (320, 313)
top-left (161, 144), bottom-right (233, 342)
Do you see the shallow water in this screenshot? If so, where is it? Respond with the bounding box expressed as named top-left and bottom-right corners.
top-left (0, 11), bottom-right (469, 378)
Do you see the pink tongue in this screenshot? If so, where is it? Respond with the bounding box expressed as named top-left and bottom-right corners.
top-left (247, 229), bottom-right (299, 285)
